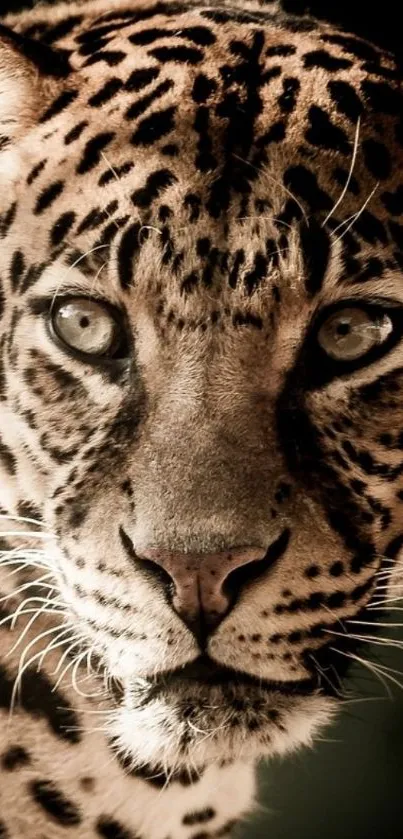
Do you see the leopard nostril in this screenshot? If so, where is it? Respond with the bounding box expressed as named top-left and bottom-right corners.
top-left (119, 526), bottom-right (175, 594)
top-left (223, 528), bottom-right (290, 601)
top-left (120, 528), bottom-right (291, 639)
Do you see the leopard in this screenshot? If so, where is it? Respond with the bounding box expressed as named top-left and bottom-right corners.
top-left (0, 0), bottom-right (403, 836)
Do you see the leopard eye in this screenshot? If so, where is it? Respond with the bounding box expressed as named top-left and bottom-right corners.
top-left (51, 298), bottom-right (122, 358)
top-left (317, 307), bottom-right (393, 362)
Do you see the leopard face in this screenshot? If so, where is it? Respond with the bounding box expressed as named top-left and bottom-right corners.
top-left (1, 0), bottom-right (403, 775)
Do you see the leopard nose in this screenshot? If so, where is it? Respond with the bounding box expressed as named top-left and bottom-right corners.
top-left (134, 534), bottom-right (289, 637)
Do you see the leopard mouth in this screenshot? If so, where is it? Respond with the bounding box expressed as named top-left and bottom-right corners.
top-left (129, 655), bottom-right (315, 700)
top-left (110, 655), bottom-right (337, 769)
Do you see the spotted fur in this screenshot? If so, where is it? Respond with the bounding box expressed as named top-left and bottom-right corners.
top-left (0, 1), bottom-right (402, 836)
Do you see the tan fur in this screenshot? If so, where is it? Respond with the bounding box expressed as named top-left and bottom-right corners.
top-left (0, 2), bottom-right (402, 836)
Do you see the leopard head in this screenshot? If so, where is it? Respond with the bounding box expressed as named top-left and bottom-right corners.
top-left (1, 2), bottom-right (403, 774)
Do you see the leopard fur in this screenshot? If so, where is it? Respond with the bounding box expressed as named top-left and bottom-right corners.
top-left (0, 1), bottom-right (403, 836)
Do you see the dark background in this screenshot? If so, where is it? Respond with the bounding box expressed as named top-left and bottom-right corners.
top-left (2, 1), bottom-right (403, 837)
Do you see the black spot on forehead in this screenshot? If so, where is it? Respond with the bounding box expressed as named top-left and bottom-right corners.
top-left (266, 43), bottom-right (296, 57)
top-left (34, 181), bottom-right (65, 215)
top-left (0, 202), bottom-right (17, 239)
top-left (64, 120), bottom-right (88, 145)
top-left (244, 252), bottom-right (269, 295)
top-left (27, 159), bottom-right (47, 186)
top-left (88, 77), bottom-right (123, 107)
top-left (130, 105), bottom-right (176, 146)
top-left (278, 77), bottom-right (300, 113)
top-left (149, 44), bottom-right (204, 64)
top-left (351, 257), bottom-right (384, 285)
top-left (83, 49), bottom-right (127, 67)
top-left (129, 24), bottom-right (215, 47)
top-left (305, 106), bottom-right (350, 154)
top-left (125, 66), bottom-right (160, 92)
top-left (300, 219), bottom-right (331, 296)
top-left (327, 80), bottom-right (363, 123)
top-left (117, 223), bottom-right (141, 289)
top-left (125, 79), bottom-right (173, 120)
top-left (194, 105), bottom-right (217, 173)
top-left (39, 89), bottom-right (79, 124)
top-left (362, 139), bottom-right (392, 180)
top-left (303, 49), bottom-right (353, 71)
top-left (131, 168), bottom-right (177, 207)
top-left (192, 73), bottom-right (218, 104)
top-left (76, 132), bottom-right (116, 175)
top-left (284, 166), bottom-right (332, 213)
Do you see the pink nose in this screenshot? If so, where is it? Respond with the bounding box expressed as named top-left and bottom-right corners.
top-left (136, 546), bottom-right (269, 634)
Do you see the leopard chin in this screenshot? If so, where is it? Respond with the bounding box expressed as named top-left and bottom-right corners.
top-left (107, 661), bottom-right (336, 771)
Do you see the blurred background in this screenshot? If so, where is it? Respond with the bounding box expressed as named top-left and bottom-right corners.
top-left (2, 1), bottom-right (403, 836)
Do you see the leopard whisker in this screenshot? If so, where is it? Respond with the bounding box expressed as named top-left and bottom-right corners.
top-left (331, 648), bottom-right (403, 697)
top-left (52, 638), bottom-right (85, 684)
top-left (10, 622), bottom-right (70, 715)
top-left (370, 604), bottom-right (403, 611)
top-left (0, 550), bottom-right (51, 568)
top-left (0, 605), bottom-right (63, 631)
top-left (0, 513), bottom-right (49, 529)
top-left (49, 244), bottom-right (110, 314)
top-left (0, 573), bottom-right (55, 602)
top-left (8, 600), bottom-right (65, 646)
top-left (340, 695), bottom-right (388, 706)
top-left (71, 649), bottom-right (105, 699)
top-left (332, 648), bottom-right (394, 697)
top-left (332, 183), bottom-right (379, 242)
top-left (326, 627), bottom-right (403, 648)
top-left (371, 583), bottom-right (403, 591)
top-left (308, 652), bottom-right (345, 698)
top-left (0, 529), bottom-right (54, 540)
top-left (322, 117), bottom-right (361, 227)
top-left (349, 619), bottom-right (403, 628)
top-left (37, 630), bottom-right (78, 669)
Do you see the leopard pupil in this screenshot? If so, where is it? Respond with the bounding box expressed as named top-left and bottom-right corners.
top-left (336, 322), bottom-right (350, 336)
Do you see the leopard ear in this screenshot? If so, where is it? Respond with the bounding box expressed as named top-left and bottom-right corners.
top-left (0, 22), bottom-right (71, 146)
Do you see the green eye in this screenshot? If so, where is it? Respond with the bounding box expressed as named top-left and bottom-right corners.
top-left (317, 307), bottom-right (393, 362)
top-left (51, 298), bottom-right (122, 358)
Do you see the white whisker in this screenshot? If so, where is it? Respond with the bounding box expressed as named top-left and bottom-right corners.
top-left (49, 245), bottom-right (109, 313)
top-left (322, 117), bottom-right (361, 227)
top-left (332, 183), bottom-right (379, 242)
top-left (10, 623), bottom-right (70, 715)
top-left (0, 530), bottom-right (54, 540)
top-left (0, 513), bottom-right (48, 529)
top-left (0, 574), bottom-right (54, 603)
top-left (326, 628), bottom-right (403, 650)
top-left (331, 648), bottom-right (395, 698)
